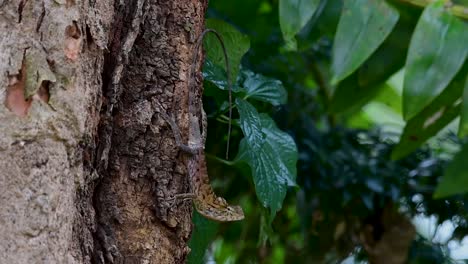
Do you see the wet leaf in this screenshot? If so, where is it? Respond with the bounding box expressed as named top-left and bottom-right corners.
top-left (331, 0), bottom-right (399, 83)
top-left (434, 143), bottom-right (468, 198)
top-left (279, 0), bottom-right (320, 50)
top-left (236, 99), bottom-right (298, 219)
top-left (205, 19), bottom-right (250, 82)
top-left (403, 1), bottom-right (468, 120)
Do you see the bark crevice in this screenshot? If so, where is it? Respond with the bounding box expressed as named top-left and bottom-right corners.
top-left (91, 0), bottom-right (207, 263)
top-left (0, 0), bottom-right (206, 263)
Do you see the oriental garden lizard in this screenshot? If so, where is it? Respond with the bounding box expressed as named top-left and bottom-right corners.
top-left (157, 29), bottom-right (244, 222)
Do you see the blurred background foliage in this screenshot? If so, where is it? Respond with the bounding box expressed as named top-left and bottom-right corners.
top-left (188, 0), bottom-right (468, 263)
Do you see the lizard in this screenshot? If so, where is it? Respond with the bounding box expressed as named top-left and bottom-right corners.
top-left (157, 29), bottom-right (244, 222)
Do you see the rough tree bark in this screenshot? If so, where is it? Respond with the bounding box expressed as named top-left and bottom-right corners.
top-left (0, 0), bottom-right (206, 263)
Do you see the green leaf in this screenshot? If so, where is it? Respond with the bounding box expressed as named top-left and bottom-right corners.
top-left (458, 74), bottom-right (468, 137)
top-left (331, 0), bottom-right (399, 83)
top-left (356, 6), bottom-right (419, 88)
top-left (329, 6), bottom-right (419, 114)
top-left (240, 69), bottom-right (288, 106)
top-left (403, 1), bottom-right (468, 120)
top-left (187, 211), bottom-right (219, 264)
top-left (205, 19), bottom-right (250, 83)
top-left (203, 59), bottom-right (242, 92)
top-left (392, 64), bottom-right (468, 160)
top-left (236, 99), bottom-right (265, 152)
top-left (235, 99), bottom-right (298, 220)
top-left (203, 64), bottom-right (288, 106)
top-left (279, 0), bottom-right (320, 50)
top-left (434, 143), bottom-right (468, 198)
top-left (392, 102), bottom-right (459, 160)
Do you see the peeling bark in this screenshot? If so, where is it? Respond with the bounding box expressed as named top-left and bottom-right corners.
top-left (0, 0), bottom-right (206, 263)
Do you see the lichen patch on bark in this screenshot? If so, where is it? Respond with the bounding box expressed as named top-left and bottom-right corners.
top-left (0, 0), bottom-right (105, 263)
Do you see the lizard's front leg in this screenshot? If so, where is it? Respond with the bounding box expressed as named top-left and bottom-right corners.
top-left (155, 107), bottom-right (201, 206)
top-left (156, 108), bottom-right (203, 155)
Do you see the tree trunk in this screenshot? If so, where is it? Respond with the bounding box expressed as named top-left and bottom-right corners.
top-left (0, 1), bottom-right (206, 263)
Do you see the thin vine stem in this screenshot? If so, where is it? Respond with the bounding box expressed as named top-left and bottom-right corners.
top-left (216, 116), bottom-right (231, 124)
top-left (191, 29), bottom-right (233, 160)
top-left (206, 153), bottom-right (236, 166)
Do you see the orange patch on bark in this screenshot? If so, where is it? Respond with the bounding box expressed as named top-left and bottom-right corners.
top-left (5, 63), bottom-right (51, 117)
top-left (64, 22), bottom-right (82, 61)
top-left (5, 64), bottom-right (31, 117)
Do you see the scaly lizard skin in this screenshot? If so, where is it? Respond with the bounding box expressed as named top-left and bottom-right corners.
top-left (157, 29), bottom-right (244, 222)
top-left (188, 111), bottom-right (244, 221)
top-left (158, 108), bottom-right (244, 222)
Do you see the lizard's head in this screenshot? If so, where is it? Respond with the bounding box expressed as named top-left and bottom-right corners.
top-left (225, 205), bottom-right (245, 221)
top-left (194, 199), bottom-right (245, 222)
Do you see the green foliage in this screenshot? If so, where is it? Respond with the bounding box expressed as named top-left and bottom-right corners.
top-left (294, 123), bottom-right (467, 262)
top-left (188, 212), bottom-right (219, 264)
top-left (459, 74), bottom-right (468, 137)
top-left (331, 0), bottom-right (399, 83)
top-left (279, 0), bottom-right (320, 50)
top-left (203, 59), bottom-right (242, 92)
top-left (403, 0), bottom-right (468, 120)
top-left (236, 101), bottom-right (297, 221)
top-left (392, 63), bottom-right (467, 160)
top-left (329, 2), bottom-right (419, 113)
top-left (189, 18), bottom-right (298, 260)
top-left (205, 19), bottom-right (250, 82)
top-left (239, 69), bottom-right (287, 106)
top-left (189, 0), bottom-right (468, 263)
top-left (325, 0), bottom-right (468, 159)
top-left (434, 142), bottom-right (468, 198)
